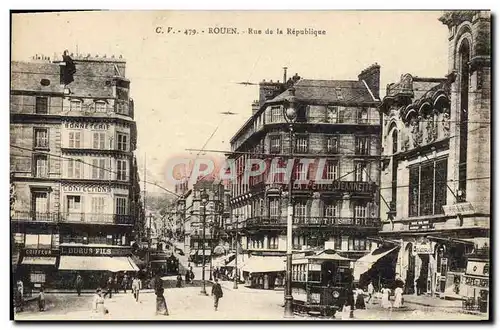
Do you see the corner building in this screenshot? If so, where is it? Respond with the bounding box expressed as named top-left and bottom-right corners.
top-left (227, 66), bottom-right (382, 287)
top-left (11, 53), bottom-right (140, 291)
top-left (379, 11), bottom-right (490, 299)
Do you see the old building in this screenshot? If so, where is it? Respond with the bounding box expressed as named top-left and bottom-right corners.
top-left (378, 11), bottom-right (490, 300)
top-left (226, 66), bottom-right (382, 285)
top-left (10, 52), bottom-right (141, 290)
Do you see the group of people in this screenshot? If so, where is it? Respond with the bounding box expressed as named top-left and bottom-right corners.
top-left (364, 281), bottom-right (405, 309)
top-left (14, 279), bottom-right (46, 313)
top-left (76, 273), bottom-right (143, 299)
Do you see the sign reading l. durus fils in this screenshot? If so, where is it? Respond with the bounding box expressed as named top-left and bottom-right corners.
top-left (60, 246), bottom-right (131, 256)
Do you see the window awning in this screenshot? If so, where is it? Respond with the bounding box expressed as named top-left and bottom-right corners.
top-left (242, 256), bottom-right (286, 273)
top-left (353, 246), bottom-right (400, 281)
top-left (21, 256), bottom-right (57, 266)
top-left (226, 255), bottom-right (247, 268)
top-left (59, 256), bottom-right (139, 272)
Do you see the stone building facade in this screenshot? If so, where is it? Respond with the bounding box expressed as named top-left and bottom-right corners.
top-left (227, 65), bottom-right (382, 270)
top-left (378, 11), bottom-right (490, 299)
top-left (10, 52), bottom-right (141, 290)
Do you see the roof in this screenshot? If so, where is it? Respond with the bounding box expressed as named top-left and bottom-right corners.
top-left (11, 61), bottom-right (64, 94)
top-left (269, 79), bottom-right (376, 104)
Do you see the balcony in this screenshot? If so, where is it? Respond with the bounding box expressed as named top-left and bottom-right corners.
top-left (245, 216), bottom-right (380, 229)
top-left (11, 211), bottom-right (134, 225)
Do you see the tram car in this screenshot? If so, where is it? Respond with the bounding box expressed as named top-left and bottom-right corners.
top-left (291, 249), bottom-right (354, 317)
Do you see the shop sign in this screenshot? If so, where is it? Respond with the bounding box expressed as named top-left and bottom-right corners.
top-left (467, 261), bottom-right (489, 276)
top-left (442, 202), bottom-right (475, 216)
top-left (409, 220), bottom-right (431, 231)
top-left (414, 242), bottom-right (433, 254)
top-left (464, 275), bottom-right (489, 288)
top-left (62, 185), bottom-right (111, 193)
top-left (24, 249), bottom-right (58, 257)
top-left (64, 122), bottom-right (111, 130)
top-left (60, 246), bottom-right (131, 256)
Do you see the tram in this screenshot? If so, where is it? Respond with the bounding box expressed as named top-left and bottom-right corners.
top-left (291, 250), bottom-right (354, 317)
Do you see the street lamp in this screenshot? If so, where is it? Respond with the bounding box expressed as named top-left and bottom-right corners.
top-left (282, 87), bottom-right (298, 318)
top-left (200, 190), bottom-right (209, 296)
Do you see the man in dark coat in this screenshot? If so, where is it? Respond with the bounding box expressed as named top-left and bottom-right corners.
top-left (211, 278), bottom-right (224, 311)
top-left (75, 274), bottom-right (83, 297)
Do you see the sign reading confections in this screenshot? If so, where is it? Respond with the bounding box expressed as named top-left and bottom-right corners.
top-left (60, 246), bottom-right (131, 256)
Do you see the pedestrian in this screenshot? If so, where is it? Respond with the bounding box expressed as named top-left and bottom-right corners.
top-left (16, 279), bottom-right (24, 312)
top-left (103, 276), bottom-right (113, 299)
top-left (341, 300), bottom-right (353, 320)
top-left (75, 274), bottom-right (83, 297)
top-left (189, 267), bottom-right (195, 284)
top-left (393, 286), bottom-right (404, 308)
top-left (38, 287), bottom-right (46, 312)
top-left (184, 270), bottom-right (191, 284)
top-left (113, 274), bottom-right (119, 294)
top-left (176, 274), bottom-right (183, 288)
top-left (132, 276), bottom-right (141, 302)
top-left (154, 274), bottom-right (169, 315)
top-left (211, 278), bottom-right (223, 311)
top-left (122, 273), bottom-right (129, 293)
top-left (380, 285), bottom-right (392, 309)
top-left (367, 281), bottom-right (374, 304)
top-left (355, 286), bottom-right (366, 310)
top-left (92, 288), bottom-right (109, 315)
top-left (415, 277), bottom-right (421, 295)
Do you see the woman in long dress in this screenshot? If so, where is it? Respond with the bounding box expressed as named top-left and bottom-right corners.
top-left (92, 289), bottom-right (108, 315)
top-left (393, 286), bottom-right (404, 308)
top-left (380, 286), bottom-right (392, 309)
top-left (355, 287), bottom-right (366, 310)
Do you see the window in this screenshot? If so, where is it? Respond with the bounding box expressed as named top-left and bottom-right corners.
top-left (115, 197), bottom-right (128, 215)
top-left (324, 201), bottom-right (339, 218)
top-left (270, 106), bottom-right (282, 123)
top-left (70, 99), bottom-right (82, 111)
top-left (91, 197), bottom-right (106, 214)
top-left (34, 128), bottom-right (48, 149)
top-left (67, 159), bottom-right (82, 178)
top-left (349, 238), bottom-right (367, 251)
top-left (270, 136), bottom-right (281, 154)
top-left (392, 130), bottom-right (398, 154)
top-left (117, 159), bottom-right (128, 181)
top-left (35, 97), bottom-right (48, 114)
top-left (66, 195), bottom-right (82, 213)
top-left (335, 88), bottom-right (344, 101)
top-left (91, 158), bottom-right (107, 179)
top-left (408, 158), bottom-right (448, 217)
top-left (357, 108), bottom-right (368, 124)
top-left (326, 106), bottom-right (338, 123)
top-left (31, 191), bottom-right (48, 214)
top-left (295, 162), bottom-right (307, 181)
top-left (24, 234), bottom-right (52, 249)
top-left (355, 136), bottom-right (370, 155)
top-left (327, 136), bottom-right (339, 153)
top-left (268, 235), bottom-right (278, 249)
top-left (92, 132), bottom-right (106, 149)
top-left (269, 198), bottom-right (279, 217)
top-left (354, 162), bottom-right (368, 182)
top-left (294, 200), bottom-right (307, 218)
top-left (33, 154), bottom-right (48, 177)
top-left (68, 131), bottom-right (81, 148)
top-left (295, 136), bottom-right (308, 153)
top-left (326, 161), bottom-right (339, 181)
top-left (334, 236), bottom-right (342, 250)
top-left (117, 133), bottom-right (129, 151)
top-left (95, 101), bottom-right (106, 112)
top-left (354, 203), bottom-right (367, 219)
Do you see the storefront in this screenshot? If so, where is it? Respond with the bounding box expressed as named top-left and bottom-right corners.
top-left (54, 245), bottom-right (138, 289)
top-left (17, 248), bottom-right (59, 294)
top-left (462, 255), bottom-right (489, 313)
top-left (241, 256), bottom-right (285, 290)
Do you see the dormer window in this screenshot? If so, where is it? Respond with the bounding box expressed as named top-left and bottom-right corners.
top-left (70, 99), bottom-right (82, 112)
top-left (95, 101), bottom-right (106, 113)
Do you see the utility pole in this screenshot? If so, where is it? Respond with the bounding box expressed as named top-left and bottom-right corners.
top-left (200, 190), bottom-right (209, 295)
top-left (233, 214), bottom-right (239, 289)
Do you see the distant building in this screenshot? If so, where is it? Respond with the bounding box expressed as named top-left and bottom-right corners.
top-left (378, 11), bottom-right (490, 299)
top-left (10, 52), bottom-right (142, 290)
top-left (226, 65), bottom-right (382, 285)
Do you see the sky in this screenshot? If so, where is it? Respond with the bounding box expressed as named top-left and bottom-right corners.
top-left (11, 10), bottom-right (450, 193)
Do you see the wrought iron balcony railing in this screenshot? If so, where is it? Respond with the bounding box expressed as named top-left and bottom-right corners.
top-left (10, 211), bottom-right (134, 225)
top-left (245, 216), bottom-right (380, 228)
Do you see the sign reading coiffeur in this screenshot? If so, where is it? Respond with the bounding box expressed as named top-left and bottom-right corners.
top-left (60, 246), bottom-right (131, 256)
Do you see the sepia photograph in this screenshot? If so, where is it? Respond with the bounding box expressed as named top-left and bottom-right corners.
top-left (9, 9), bottom-right (491, 321)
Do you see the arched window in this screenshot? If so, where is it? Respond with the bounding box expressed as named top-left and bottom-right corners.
top-left (392, 129), bottom-right (398, 154)
top-left (458, 39), bottom-right (470, 201)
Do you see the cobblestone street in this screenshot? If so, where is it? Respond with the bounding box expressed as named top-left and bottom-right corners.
top-left (15, 281), bottom-right (487, 321)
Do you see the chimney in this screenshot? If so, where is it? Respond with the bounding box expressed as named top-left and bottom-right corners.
top-left (258, 79), bottom-right (285, 107)
top-left (251, 100), bottom-right (260, 115)
top-left (283, 67), bottom-right (288, 84)
top-left (358, 63), bottom-right (381, 100)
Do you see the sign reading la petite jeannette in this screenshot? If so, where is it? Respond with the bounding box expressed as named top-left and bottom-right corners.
top-left (60, 246), bottom-right (131, 256)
